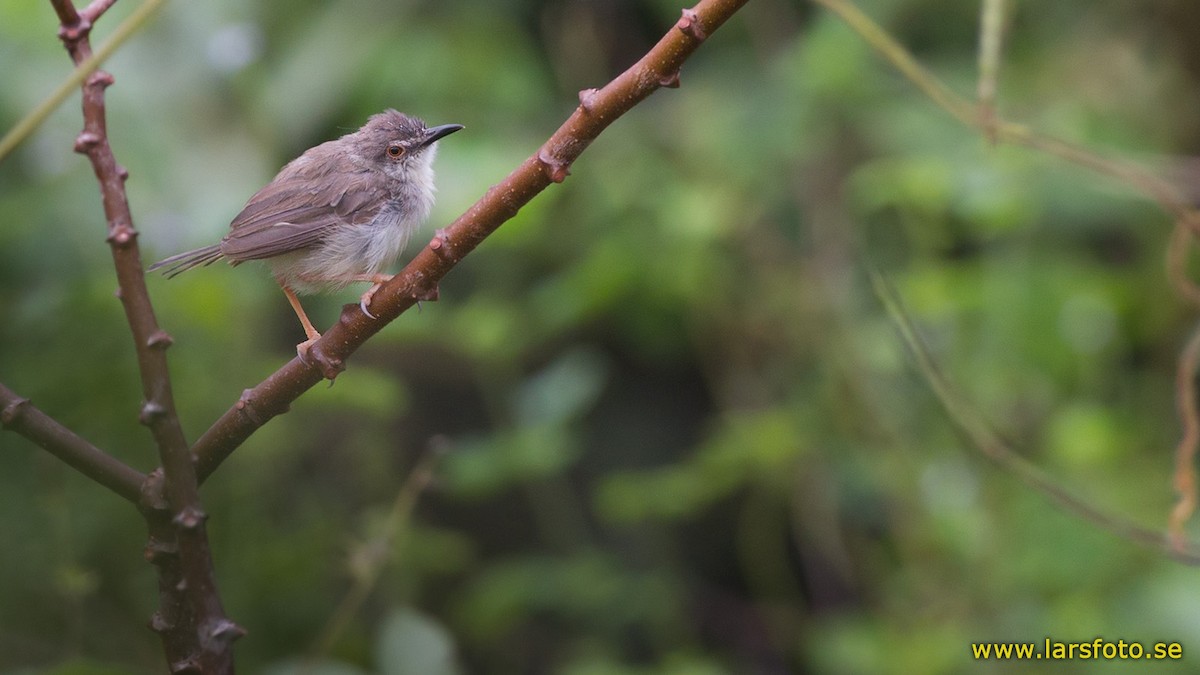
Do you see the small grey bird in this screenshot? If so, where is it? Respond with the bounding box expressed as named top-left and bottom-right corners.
top-left (151, 110), bottom-right (463, 355)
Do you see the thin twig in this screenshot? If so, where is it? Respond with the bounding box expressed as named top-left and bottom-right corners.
top-left (813, 0), bottom-right (1200, 234)
top-left (820, 0), bottom-right (1200, 560)
top-left (304, 444), bottom-right (443, 670)
top-left (1167, 222), bottom-right (1200, 307)
top-left (0, 382), bottom-right (145, 503)
top-left (0, 0), bottom-right (166, 163)
top-left (868, 266), bottom-right (1200, 565)
top-left (189, 0), bottom-right (750, 482)
top-left (976, 0), bottom-right (1005, 144)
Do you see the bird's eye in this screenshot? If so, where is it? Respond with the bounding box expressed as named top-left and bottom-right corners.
top-left (387, 143), bottom-right (406, 159)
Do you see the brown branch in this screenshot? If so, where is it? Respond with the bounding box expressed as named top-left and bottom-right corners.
top-left (49, 0), bottom-right (242, 669)
top-left (0, 382), bottom-right (145, 502)
top-left (188, 0), bottom-right (750, 482)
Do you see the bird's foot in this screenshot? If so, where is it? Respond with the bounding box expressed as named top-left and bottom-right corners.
top-left (359, 276), bottom-right (393, 319)
top-left (296, 334), bottom-right (321, 361)
top-left (297, 333), bottom-right (345, 381)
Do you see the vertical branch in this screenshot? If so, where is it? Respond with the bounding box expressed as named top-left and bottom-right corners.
top-left (48, 0), bottom-right (241, 670)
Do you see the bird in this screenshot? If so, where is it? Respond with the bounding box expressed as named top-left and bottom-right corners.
top-left (150, 110), bottom-right (463, 357)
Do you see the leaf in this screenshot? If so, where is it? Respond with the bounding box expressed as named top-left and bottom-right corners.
top-left (376, 607), bottom-right (461, 675)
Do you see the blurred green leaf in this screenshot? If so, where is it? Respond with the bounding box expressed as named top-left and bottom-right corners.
top-left (376, 607), bottom-right (461, 675)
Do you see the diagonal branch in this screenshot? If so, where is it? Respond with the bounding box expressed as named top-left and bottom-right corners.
top-left (869, 267), bottom-right (1200, 565)
top-left (188, 0), bottom-right (750, 482)
top-left (49, 0), bottom-right (242, 668)
top-left (0, 382), bottom-right (145, 503)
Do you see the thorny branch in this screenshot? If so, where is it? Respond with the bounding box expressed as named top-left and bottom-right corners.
top-left (47, 0), bottom-right (242, 670)
top-left (0, 382), bottom-right (145, 502)
top-left (187, 0), bottom-right (750, 482)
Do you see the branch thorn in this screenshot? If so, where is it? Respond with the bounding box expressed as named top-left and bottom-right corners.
top-left (147, 329), bottom-right (174, 350)
top-left (306, 345), bottom-right (346, 381)
top-left (207, 618), bottom-right (247, 645)
top-left (578, 87), bottom-right (600, 112)
top-left (168, 658), bottom-right (202, 675)
top-left (0, 396), bottom-right (29, 428)
top-left (106, 225), bottom-right (136, 247)
top-left (538, 149), bottom-right (571, 183)
top-left (173, 506), bottom-right (208, 530)
top-left (74, 131), bottom-right (102, 154)
top-left (143, 538), bottom-right (180, 564)
top-left (429, 228), bottom-right (453, 259)
top-left (87, 70), bottom-right (115, 88)
top-left (676, 8), bottom-right (707, 41)
top-left (149, 611), bottom-right (173, 634)
top-left (413, 284), bottom-right (439, 302)
top-left (139, 400), bottom-right (166, 426)
top-left (57, 19), bottom-right (92, 43)
top-left (235, 389), bottom-right (268, 425)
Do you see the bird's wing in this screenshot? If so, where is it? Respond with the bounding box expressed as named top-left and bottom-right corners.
top-left (219, 153), bottom-right (388, 262)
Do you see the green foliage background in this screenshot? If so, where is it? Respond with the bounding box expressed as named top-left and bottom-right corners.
top-left (3, 0), bottom-right (1200, 672)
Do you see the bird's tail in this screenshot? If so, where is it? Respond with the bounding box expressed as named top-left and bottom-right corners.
top-left (148, 244), bottom-right (224, 278)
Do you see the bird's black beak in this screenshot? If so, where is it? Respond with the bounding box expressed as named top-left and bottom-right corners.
top-left (421, 124), bottom-right (464, 147)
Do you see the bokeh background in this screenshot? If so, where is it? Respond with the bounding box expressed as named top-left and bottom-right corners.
top-left (4, 0), bottom-right (1200, 672)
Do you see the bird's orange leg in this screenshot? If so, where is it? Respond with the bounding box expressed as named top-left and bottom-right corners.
top-left (279, 283), bottom-right (321, 358)
top-left (289, 273), bottom-right (394, 323)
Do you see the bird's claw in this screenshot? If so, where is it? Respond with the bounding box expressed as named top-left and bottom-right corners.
top-left (359, 297), bottom-right (377, 319)
top-left (359, 284), bottom-right (382, 320)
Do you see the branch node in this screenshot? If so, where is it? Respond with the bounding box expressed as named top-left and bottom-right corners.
top-left (149, 611), bottom-right (175, 634)
top-left (173, 506), bottom-right (208, 530)
top-left (147, 329), bottom-right (174, 350)
top-left (57, 19), bottom-right (92, 43)
top-left (106, 225), bottom-right (137, 248)
top-left (139, 469), bottom-right (170, 511)
top-left (235, 389), bottom-right (277, 425)
top-left (578, 87), bottom-right (600, 112)
top-left (307, 346), bottom-right (346, 381)
top-left (0, 396), bottom-right (30, 428)
top-left (537, 149), bottom-right (571, 183)
top-left (337, 302), bottom-right (360, 327)
top-left (86, 69), bottom-right (115, 89)
top-left (168, 658), bottom-right (201, 675)
top-left (139, 400), bottom-right (166, 426)
top-left (143, 537), bottom-right (180, 565)
top-left (659, 71), bottom-right (682, 88)
top-left (676, 8), bottom-right (707, 41)
top-left (206, 618), bottom-right (247, 645)
top-left (429, 228), bottom-right (454, 259)
top-left (74, 131), bottom-right (102, 154)
top-left (414, 284), bottom-right (440, 302)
